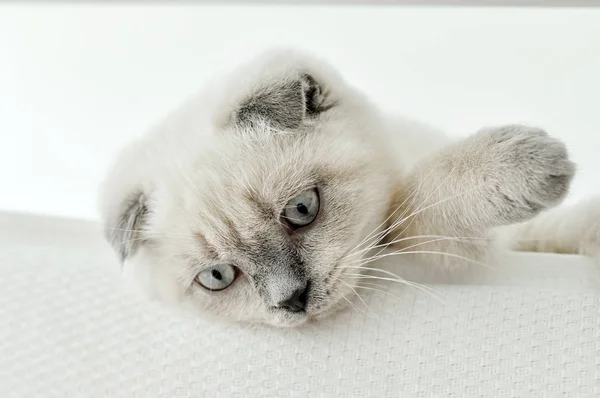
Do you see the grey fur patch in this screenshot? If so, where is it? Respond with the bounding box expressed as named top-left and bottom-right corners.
top-left (106, 192), bottom-right (149, 261)
top-left (247, 243), bottom-right (308, 306)
top-left (235, 74), bottom-right (330, 130)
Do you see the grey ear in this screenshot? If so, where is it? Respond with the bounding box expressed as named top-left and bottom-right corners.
top-left (235, 74), bottom-right (330, 130)
top-left (105, 192), bottom-right (149, 261)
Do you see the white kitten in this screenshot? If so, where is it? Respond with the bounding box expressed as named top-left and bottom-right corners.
top-left (100, 49), bottom-right (596, 327)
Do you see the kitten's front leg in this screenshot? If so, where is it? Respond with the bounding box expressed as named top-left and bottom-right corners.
top-left (386, 125), bottom-right (575, 269)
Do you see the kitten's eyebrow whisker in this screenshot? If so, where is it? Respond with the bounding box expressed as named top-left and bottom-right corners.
top-left (118, 236), bottom-right (150, 246)
top-left (118, 234), bottom-right (190, 246)
top-left (108, 227), bottom-right (189, 237)
top-left (281, 215), bottom-right (307, 223)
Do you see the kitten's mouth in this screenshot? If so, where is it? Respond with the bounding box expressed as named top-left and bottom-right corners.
top-left (268, 284), bottom-right (353, 327)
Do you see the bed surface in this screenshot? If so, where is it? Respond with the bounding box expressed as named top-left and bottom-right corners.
top-left (1, 212), bottom-right (599, 397)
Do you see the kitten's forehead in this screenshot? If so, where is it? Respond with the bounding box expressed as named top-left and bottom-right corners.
top-left (173, 132), bottom-right (313, 247)
top-left (209, 131), bottom-right (324, 202)
top-left (172, 132), bottom-right (350, 253)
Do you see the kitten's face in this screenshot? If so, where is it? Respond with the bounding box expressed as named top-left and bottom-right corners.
top-left (102, 51), bottom-right (397, 327)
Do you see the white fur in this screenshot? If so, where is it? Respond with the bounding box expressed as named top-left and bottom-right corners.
top-left (99, 48), bottom-right (596, 327)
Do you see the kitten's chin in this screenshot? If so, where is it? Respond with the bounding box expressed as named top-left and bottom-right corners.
top-left (268, 311), bottom-right (309, 328)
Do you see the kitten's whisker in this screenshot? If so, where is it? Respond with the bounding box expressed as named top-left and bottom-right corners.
top-left (340, 295), bottom-right (361, 314)
top-left (354, 249), bottom-right (494, 270)
top-left (353, 285), bottom-right (405, 304)
top-left (360, 159), bottom-right (462, 252)
top-left (349, 159), bottom-right (445, 255)
top-left (385, 182), bottom-right (486, 243)
top-left (371, 192), bottom-right (424, 251)
top-left (357, 236), bottom-right (489, 262)
top-left (359, 281), bottom-right (395, 290)
top-left (347, 182), bottom-right (485, 263)
top-left (368, 183), bottom-right (486, 262)
top-left (338, 261), bottom-right (443, 299)
top-left (341, 266), bottom-right (441, 296)
top-left (347, 234), bottom-right (491, 258)
top-left (384, 215), bottom-right (418, 254)
top-left (345, 273), bottom-right (445, 303)
top-left (351, 188), bottom-right (420, 255)
top-left (332, 276), bottom-right (373, 314)
top-left (330, 275), bottom-right (382, 321)
top-left (374, 159), bottom-right (474, 250)
top-left (343, 265), bottom-right (433, 290)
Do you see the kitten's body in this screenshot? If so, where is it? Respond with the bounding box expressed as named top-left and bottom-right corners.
top-left (100, 49), bottom-right (596, 327)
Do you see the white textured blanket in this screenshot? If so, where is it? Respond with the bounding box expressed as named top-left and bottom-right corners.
top-left (1, 213), bottom-right (599, 397)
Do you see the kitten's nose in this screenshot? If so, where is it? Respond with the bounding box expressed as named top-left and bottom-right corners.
top-left (277, 282), bottom-right (309, 312)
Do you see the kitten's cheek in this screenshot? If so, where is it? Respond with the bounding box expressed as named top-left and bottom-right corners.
top-left (313, 272), bottom-right (361, 317)
top-left (121, 248), bottom-right (184, 303)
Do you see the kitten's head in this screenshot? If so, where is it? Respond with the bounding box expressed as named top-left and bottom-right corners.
top-left (100, 49), bottom-right (398, 327)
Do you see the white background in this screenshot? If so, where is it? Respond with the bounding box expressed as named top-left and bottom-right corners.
top-left (1, 4), bottom-right (599, 221)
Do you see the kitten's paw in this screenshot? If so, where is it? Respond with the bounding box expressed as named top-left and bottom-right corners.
top-left (476, 124), bottom-right (576, 223)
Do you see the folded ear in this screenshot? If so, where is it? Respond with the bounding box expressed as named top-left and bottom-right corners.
top-left (233, 73), bottom-right (331, 130)
top-left (104, 192), bottom-right (149, 261)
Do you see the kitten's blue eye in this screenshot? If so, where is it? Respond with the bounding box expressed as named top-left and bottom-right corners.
top-left (196, 264), bottom-right (237, 291)
top-left (283, 188), bottom-right (320, 229)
